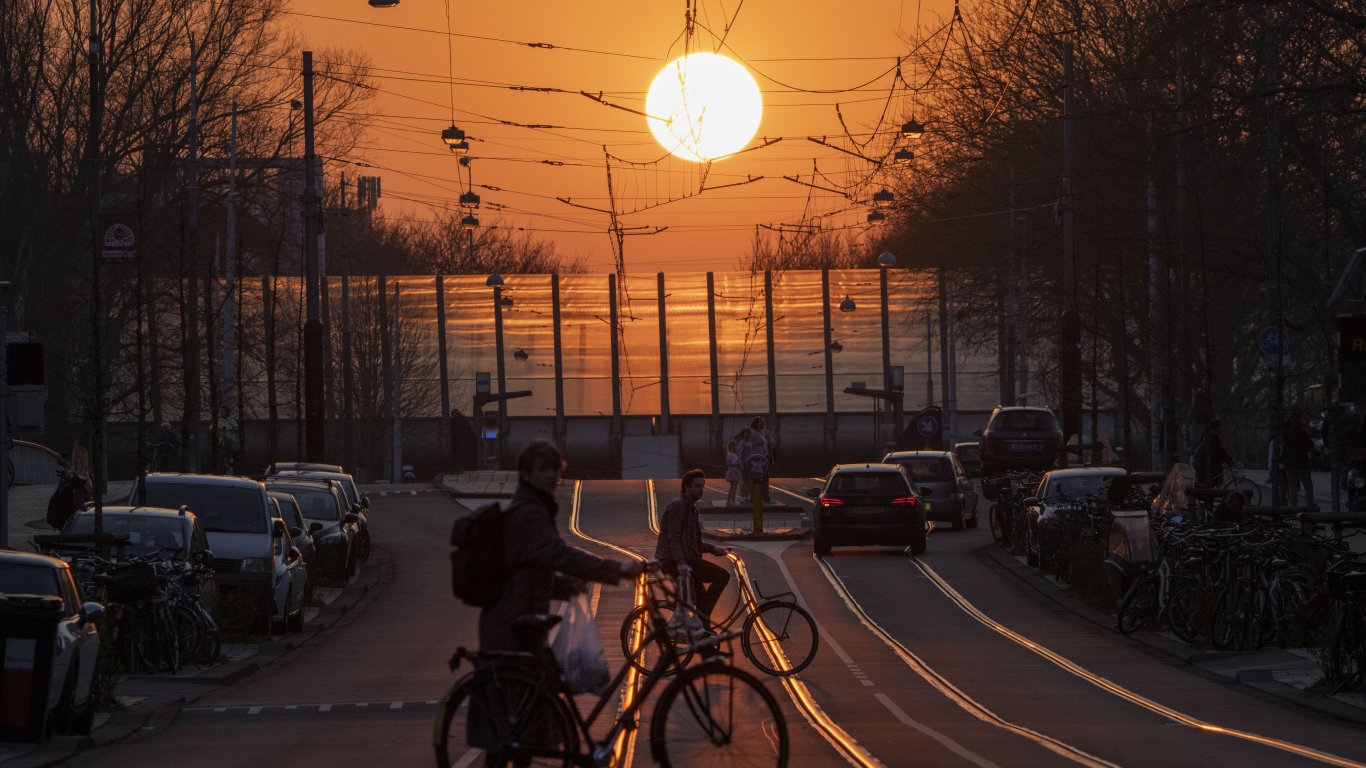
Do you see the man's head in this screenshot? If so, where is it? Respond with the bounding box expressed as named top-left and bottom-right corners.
top-left (681, 468), bottom-right (706, 503)
top-left (751, 416), bottom-right (765, 431)
top-left (518, 439), bottom-right (565, 495)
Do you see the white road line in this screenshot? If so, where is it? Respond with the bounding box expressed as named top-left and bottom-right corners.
top-left (389, 701), bottom-right (403, 710)
top-left (319, 704), bottom-right (332, 712)
top-left (247, 706), bottom-right (261, 715)
top-left (452, 749), bottom-right (480, 768)
top-left (874, 694), bottom-right (1004, 768)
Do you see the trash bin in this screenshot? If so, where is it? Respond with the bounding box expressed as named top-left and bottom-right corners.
top-left (0, 593), bottom-right (64, 742)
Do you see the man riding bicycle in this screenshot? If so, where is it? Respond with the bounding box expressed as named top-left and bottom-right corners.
top-left (655, 469), bottom-right (730, 637)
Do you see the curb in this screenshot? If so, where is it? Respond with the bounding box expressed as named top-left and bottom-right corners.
top-left (704, 528), bottom-right (810, 542)
top-left (977, 542), bottom-right (1366, 727)
top-left (0, 557), bottom-right (387, 767)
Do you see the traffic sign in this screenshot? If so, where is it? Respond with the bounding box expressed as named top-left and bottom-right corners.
top-left (916, 412), bottom-right (941, 438)
top-left (1258, 326), bottom-right (1289, 359)
top-left (100, 216), bottom-right (137, 262)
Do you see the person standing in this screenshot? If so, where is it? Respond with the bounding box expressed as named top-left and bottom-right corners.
top-left (655, 469), bottom-right (730, 627)
top-left (1281, 407), bottom-right (1316, 508)
top-left (724, 439), bottom-right (741, 506)
top-left (1193, 419), bottom-right (1233, 485)
top-left (470, 440), bottom-right (643, 762)
top-left (153, 420), bottom-right (180, 472)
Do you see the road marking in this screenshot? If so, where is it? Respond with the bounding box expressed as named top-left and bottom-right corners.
top-left (389, 701), bottom-right (403, 710)
top-left (911, 556), bottom-right (1366, 768)
top-left (815, 557), bottom-right (1117, 768)
top-left (874, 694), bottom-right (1003, 768)
top-left (318, 704), bottom-right (332, 712)
top-left (247, 706), bottom-right (261, 715)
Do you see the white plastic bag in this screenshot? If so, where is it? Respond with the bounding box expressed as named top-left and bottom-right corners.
top-left (550, 592), bottom-right (610, 695)
top-left (667, 570), bottom-right (708, 642)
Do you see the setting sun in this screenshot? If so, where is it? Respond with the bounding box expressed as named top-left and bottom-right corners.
top-left (645, 52), bottom-right (763, 163)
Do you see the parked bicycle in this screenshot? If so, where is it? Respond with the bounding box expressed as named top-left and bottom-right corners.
top-left (1213, 465), bottom-right (1262, 506)
top-left (433, 561), bottom-right (788, 768)
top-left (617, 556), bottom-right (818, 677)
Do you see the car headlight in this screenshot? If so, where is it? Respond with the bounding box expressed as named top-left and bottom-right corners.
top-left (239, 557), bottom-right (272, 573)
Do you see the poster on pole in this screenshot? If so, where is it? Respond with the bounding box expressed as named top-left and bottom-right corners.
top-left (100, 216), bottom-right (137, 262)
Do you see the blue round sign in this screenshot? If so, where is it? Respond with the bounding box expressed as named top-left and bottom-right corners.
top-left (1258, 326), bottom-right (1288, 357)
top-left (916, 413), bottom-right (941, 438)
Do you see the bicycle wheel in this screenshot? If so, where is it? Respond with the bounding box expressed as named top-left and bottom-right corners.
top-left (650, 663), bottom-right (788, 767)
top-left (1117, 576), bottom-right (1157, 635)
top-left (619, 603), bottom-right (692, 676)
top-left (1211, 586), bottom-right (1253, 651)
top-left (1166, 580), bottom-right (1205, 644)
top-left (434, 664), bottom-right (578, 768)
top-left (988, 503), bottom-right (1008, 546)
top-left (742, 601), bottom-right (818, 676)
top-left (173, 605), bottom-right (204, 665)
top-left (1224, 476), bottom-right (1262, 506)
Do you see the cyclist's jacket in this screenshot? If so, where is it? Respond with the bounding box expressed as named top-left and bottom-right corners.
top-left (655, 495), bottom-right (724, 568)
top-left (476, 481), bottom-right (624, 655)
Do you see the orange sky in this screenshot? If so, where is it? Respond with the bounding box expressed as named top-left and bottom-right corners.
top-left (288, 0), bottom-right (957, 273)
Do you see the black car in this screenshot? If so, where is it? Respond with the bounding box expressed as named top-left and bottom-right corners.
top-left (807, 463), bottom-right (927, 557)
top-left (271, 470), bottom-right (370, 562)
top-left (976, 406), bottom-right (1063, 475)
top-left (264, 478), bottom-right (361, 583)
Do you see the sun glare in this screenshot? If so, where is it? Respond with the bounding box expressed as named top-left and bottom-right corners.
top-left (646, 52), bottom-right (762, 163)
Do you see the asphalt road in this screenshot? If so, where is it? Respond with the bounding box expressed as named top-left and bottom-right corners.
top-left (65, 481), bottom-right (1366, 767)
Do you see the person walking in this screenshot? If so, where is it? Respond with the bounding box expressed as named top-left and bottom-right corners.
top-left (470, 440), bottom-right (642, 763)
top-left (735, 427), bottom-right (753, 501)
top-left (751, 416), bottom-right (773, 503)
top-left (1193, 419), bottom-right (1233, 486)
top-left (655, 469), bottom-right (730, 631)
top-left (1281, 407), bottom-right (1316, 508)
top-left (724, 439), bottom-right (741, 507)
top-left (152, 420), bottom-right (180, 472)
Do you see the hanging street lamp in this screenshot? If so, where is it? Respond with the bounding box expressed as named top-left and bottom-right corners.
top-left (900, 118), bottom-right (925, 141)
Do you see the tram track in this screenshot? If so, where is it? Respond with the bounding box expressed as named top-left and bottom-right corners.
top-left (775, 480), bottom-right (1366, 767)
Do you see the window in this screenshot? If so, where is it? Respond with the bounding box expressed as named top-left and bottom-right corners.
top-left (892, 458), bottom-right (950, 481)
top-left (994, 411), bottom-right (1059, 431)
top-left (0, 564), bottom-right (59, 597)
top-left (143, 483), bottom-right (267, 534)
top-left (830, 472), bottom-right (908, 495)
top-left (67, 514), bottom-right (185, 556)
top-left (279, 487), bottom-right (341, 521)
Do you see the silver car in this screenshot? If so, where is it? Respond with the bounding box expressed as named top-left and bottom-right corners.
top-left (0, 550), bottom-right (104, 736)
top-left (882, 450), bottom-right (980, 530)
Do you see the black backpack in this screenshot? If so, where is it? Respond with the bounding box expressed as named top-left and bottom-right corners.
top-left (449, 502), bottom-right (508, 608)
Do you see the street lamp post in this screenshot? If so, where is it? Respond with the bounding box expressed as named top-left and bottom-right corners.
top-left (302, 51), bottom-right (326, 462)
top-left (488, 273), bottom-right (508, 468)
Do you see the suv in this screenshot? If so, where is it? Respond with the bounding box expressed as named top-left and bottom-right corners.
top-left (130, 474), bottom-right (275, 623)
top-left (882, 450), bottom-right (980, 531)
top-left (807, 463), bottom-right (927, 556)
top-left (976, 406), bottom-right (1063, 475)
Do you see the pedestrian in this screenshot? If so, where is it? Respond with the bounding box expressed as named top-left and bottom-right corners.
top-left (654, 468), bottom-right (730, 637)
top-left (751, 416), bottom-right (774, 503)
top-left (736, 427), bottom-right (753, 500)
top-left (46, 451), bottom-right (91, 531)
top-left (724, 439), bottom-right (741, 506)
top-left (1281, 406), bottom-right (1316, 508)
top-left (469, 440), bottom-right (642, 761)
top-left (1193, 419), bottom-right (1233, 486)
top-left (153, 420), bottom-right (180, 472)
top-left (215, 406), bottom-right (238, 474)
top-left (742, 417), bottom-right (771, 506)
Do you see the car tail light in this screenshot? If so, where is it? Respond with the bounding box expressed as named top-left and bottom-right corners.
top-left (892, 496), bottom-right (919, 507)
top-left (819, 497), bottom-right (844, 507)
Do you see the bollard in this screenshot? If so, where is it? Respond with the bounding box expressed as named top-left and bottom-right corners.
top-left (751, 481), bottom-right (765, 534)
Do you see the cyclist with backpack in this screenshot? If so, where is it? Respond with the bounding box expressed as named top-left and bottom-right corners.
top-left (477, 439), bottom-right (643, 655)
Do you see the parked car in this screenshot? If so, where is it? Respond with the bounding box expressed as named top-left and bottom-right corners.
top-left (268, 491), bottom-right (316, 566)
top-left (59, 505), bottom-right (217, 601)
top-left (271, 470), bottom-right (371, 562)
top-left (806, 463), bottom-right (927, 556)
top-left (263, 461), bottom-right (344, 477)
top-left (976, 405), bottom-right (1064, 475)
top-left (265, 513), bottom-right (308, 634)
top-left (952, 441), bottom-right (983, 478)
top-left (882, 450), bottom-right (980, 530)
top-left (0, 550), bottom-right (104, 736)
top-left (264, 477), bottom-right (360, 583)
top-left (130, 474), bottom-right (275, 625)
top-left (1022, 466), bottom-right (1128, 568)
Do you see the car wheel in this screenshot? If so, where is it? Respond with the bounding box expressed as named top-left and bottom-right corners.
top-left (359, 529), bottom-right (372, 563)
top-left (287, 591), bottom-right (305, 633)
top-left (52, 663), bottom-right (77, 734)
top-left (966, 510), bottom-right (979, 529)
top-left (71, 660), bottom-right (96, 735)
top-left (1025, 523), bottom-right (1039, 566)
top-left (813, 527), bottom-right (831, 557)
top-left (909, 513), bottom-right (928, 555)
top-left (951, 508), bottom-right (965, 531)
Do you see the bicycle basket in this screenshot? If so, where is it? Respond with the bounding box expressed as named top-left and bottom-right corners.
top-left (104, 561), bottom-right (158, 603)
top-left (1107, 510), bottom-right (1158, 565)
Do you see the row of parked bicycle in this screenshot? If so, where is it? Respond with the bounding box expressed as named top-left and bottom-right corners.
top-left (982, 464), bottom-right (1366, 693)
top-left (36, 461), bottom-right (374, 675)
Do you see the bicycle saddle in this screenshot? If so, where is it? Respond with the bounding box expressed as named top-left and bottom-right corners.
top-left (513, 613), bottom-right (562, 633)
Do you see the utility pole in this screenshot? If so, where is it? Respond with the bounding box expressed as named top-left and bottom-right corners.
top-left (657, 272), bottom-right (670, 435)
top-left (87, 0), bottom-right (106, 539)
top-left (1059, 41), bottom-right (1083, 463)
top-left (183, 30), bottom-right (202, 473)
top-left (939, 270), bottom-right (952, 444)
top-left (436, 274), bottom-right (450, 468)
top-left (302, 51), bottom-right (326, 462)
top-left (0, 283), bottom-right (10, 548)
top-left (390, 282), bottom-right (403, 483)
top-left (223, 104), bottom-right (238, 421)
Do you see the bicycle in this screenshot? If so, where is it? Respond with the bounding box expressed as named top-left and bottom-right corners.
top-left (434, 562), bottom-right (789, 767)
top-left (617, 557), bottom-right (818, 677)
top-left (1214, 466), bottom-right (1263, 506)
